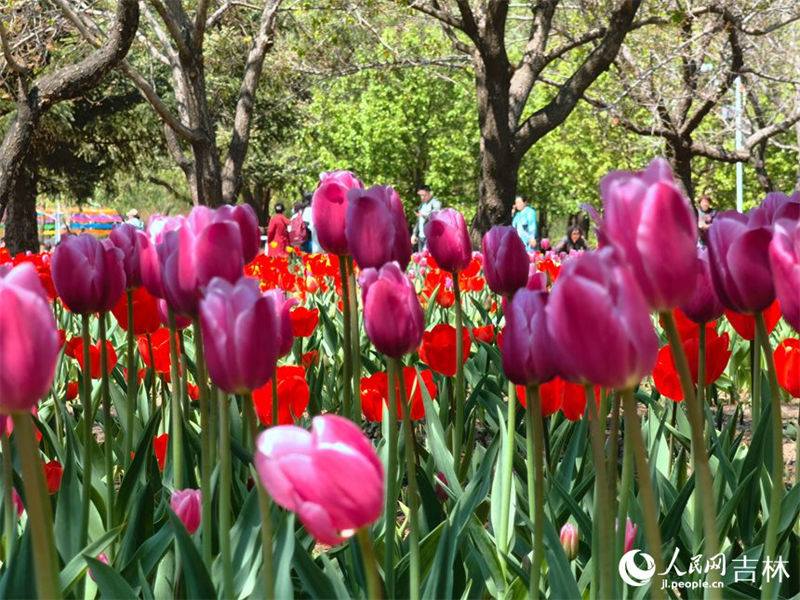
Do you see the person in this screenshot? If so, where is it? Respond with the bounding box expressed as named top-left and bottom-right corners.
top-left (696, 194), bottom-right (716, 246)
top-left (301, 193), bottom-right (315, 253)
top-left (511, 195), bottom-right (538, 251)
top-left (288, 201), bottom-right (309, 252)
top-left (411, 184), bottom-right (441, 251)
top-left (554, 226), bottom-right (588, 253)
top-left (125, 209), bottom-right (144, 229)
top-left (267, 203), bottom-right (290, 257)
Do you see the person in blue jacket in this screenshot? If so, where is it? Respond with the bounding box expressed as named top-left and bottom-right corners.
top-left (511, 195), bottom-right (538, 251)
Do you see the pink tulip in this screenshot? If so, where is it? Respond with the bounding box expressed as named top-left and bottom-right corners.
top-left (254, 415), bottom-right (383, 545)
top-left (482, 226), bottom-right (528, 298)
top-left (424, 208), bottom-right (472, 273)
top-left (559, 523), bottom-right (579, 561)
top-left (359, 262), bottom-right (424, 358)
top-left (599, 158), bottom-right (698, 310)
top-left (214, 204), bottom-right (261, 263)
top-left (108, 223), bottom-right (144, 290)
top-left (0, 263), bottom-right (61, 413)
top-left (623, 517), bottom-right (637, 553)
top-left (346, 185), bottom-right (411, 270)
top-left (262, 289), bottom-right (298, 358)
top-left (88, 552), bottom-right (110, 582)
top-left (51, 234), bottom-right (126, 314)
top-left (748, 191), bottom-right (800, 227)
top-left (171, 489), bottom-right (202, 534)
top-left (502, 289), bottom-right (557, 385)
top-left (157, 299), bottom-right (191, 330)
top-left (12, 488), bottom-right (23, 516)
top-left (769, 218), bottom-right (800, 331)
top-left (546, 248), bottom-right (658, 389)
top-left (312, 170), bottom-right (363, 255)
top-left (679, 247), bottom-right (724, 324)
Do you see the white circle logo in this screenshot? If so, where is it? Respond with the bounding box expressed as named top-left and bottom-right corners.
top-left (618, 550), bottom-right (657, 587)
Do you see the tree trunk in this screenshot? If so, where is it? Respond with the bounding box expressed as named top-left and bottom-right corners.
top-left (5, 159), bottom-right (38, 255)
top-left (667, 138), bottom-right (695, 200)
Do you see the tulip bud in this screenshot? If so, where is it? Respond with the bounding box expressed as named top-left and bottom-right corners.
top-left (679, 247), bottom-right (724, 324)
top-left (359, 262), bottom-right (424, 358)
top-left (312, 170), bottom-right (363, 255)
top-left (424, 209), bottom-right (472, 273)
top-left (255, 415), bottom-right (384, 545)
top-left (43, 460), bottom-right (63, 494)
top-left (624, 518), bottom-right (637, 553)
top-left (109, 223), bottom-right (145, 290)
top-left (346, 185), bottom-right (411, 271)
top-left (769, 218), bottom-right (800, 332)
top-left (171, 489), bottom-right (202, 534)
top-left (559, 523), bottom-right (579, 561)
top-left (482, 226), bottom-right (528, 298)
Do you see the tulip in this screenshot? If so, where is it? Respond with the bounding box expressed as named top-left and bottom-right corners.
top-left (707, 211), bottom-right (774, 314)
top-left (359, 262), bottom-right (424, 358)
top-left (214, 203), bottom-right (261, 263)
top-left (43, 460), bottom-right (63, 494)
top-left (171, 489), bottom-right (202, 534)
top-left (111, 286), bottom-right (161, 334)
top-left (289, 306), bottom-right (319, 338)
top-left (359, 367), bottom-right (434, 422)
top-left (723, 301), bottom-right (782, 342)
top-left (599, 157), bottom-right (698, 310)
top-left (156, 299), bottom-right (191, 330)
top-left (418, 324), bottom-right (471, 377)
top-left (199, 277), bottom-right (281, 394)
top-left (680, 247), bottom-right (724, 324)
top-left (560, 524), bottom-right (579, 561)
top-left (502, 289), bottom-right (557, 386)
top-left (424, 208), bottom-right (472, 274)
top-left (51, 234), bottom-right (126, 314)
top-left (12, 489), bottom-right (23, 516)
top-left (253, 365), bottom-right (310, 426)
top-left (769, 218), bottom-right (800, 331)
top-left (652, 330), bottom-right (731, 402)
top-left (482, 226), bottom-right (529, 298)
top-left (312, 170), bottom-right (363, 255)
top-left (346, 185), bottom-right (412, 270)
top-left (88, 553), bottom-right (110, 582)
top-left (153, 433), bottom-right (168, 471)
top-left (254, 414), bottom-right (383, 545)
top-left (748, 191), bottom-right (800, 226)
top-left (774, 339), bottom-right (800, 398)
top-left (263, 290), bottom-right (298, 357)
top-left (0, 263), bottom-right (61, 414)
top-left (472, 324), bottom-right (494, 343)
top-left (621, 517), bottom-right (638, 553)
top-left (108, 223), bottom-right (144, 290)
top-left (547, 248), bottom-right (658, 389)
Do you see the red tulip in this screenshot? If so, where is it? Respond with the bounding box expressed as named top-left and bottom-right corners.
top-left (723, 300), bottom-right (782, 341)
top-left (66, 382), bottom-right (79, 401)
top-left (153, 433), bottom-right (168, 471)
top-left (472, 325), bottom-right (494, 343)
top-left (253, 365), bottom-right (310, 426)
top-left (302, 350), bottom-right (320, 369)
top-left (774, 339), bottom-right (800, 398)
top-left (111, 286), bottom-right (161, 335)
top-left (360, 367), bottom-right (435, 422)
top-left (652, 329), bottom-right (732, 401)
top-left (419, 324), bottom-right (471, 377)
top-left (516, 378), bottom-right (599, 421)
top-left (290, 306), bottom-right (320, 338)
top-left (137, 328), bottom-right (177, 381)
top-left (43, 460), bottom-right (63, 494)
top-left (65, 338), bottom-right (118, 379)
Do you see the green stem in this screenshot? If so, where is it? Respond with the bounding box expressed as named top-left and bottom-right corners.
top-left (167, 310), bottom-right (183, 490)
top-left (607, 392), bottom-right (620, 519)
top-left (616, 425), bottom-right (634, 562)
top-left (98, 314), bottom-right (114, 531)
top-left (383, 357), bottom-right (399, 600)
top-left (217, 388), bottom-right (235, 599)
top-left (80, 313), bottom-right (93, 550)
top-left (586, 383), bottom-right (613, 600)
top-left (498, 381), bottom-right (517, 560)
top-left (525, 384), bottom-right (544, 600)
top-left (2, 431), bottom-right (15, 559)
top-left (752, 338), bottom-right (762, 427)
top-left (244, 396), bottom-right (274, 599)
top-left (347, 257), bottom-right (362, 421)
top-left (394, 358), bottom-right (420, 600)
top-left (621, 389), bottom-right (665, 599)
top-left (695, 324), bottom-right (707, 555)
top-left (125, 290), bottom-right (136, 462)
top-left (191, 319), bottom-right (213, 569)
top-left (356, 528), bottom-right (382, 600)
top-left (338, 258), bottom-right (353, 420)
top-left (755, 313), bottom-right (784, 600)
top-left (146, 333), bottom-right (157, 421)
top-left (12, 412), bottom-right (62, 599)
top-left (452, 274), bottom-right (465, 472)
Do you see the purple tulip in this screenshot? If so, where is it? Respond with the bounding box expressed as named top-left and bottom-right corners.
top-left (138, 233), bottom-right (165, 299)
top-left (679, 247), bottom-right (724, 324)
top-left (346, 185), bottom-right (411, 271)
top-left (171, 489), bottom-right (202, 535)
top-left (312, 170), bottom-right (363, 255)
top-left (707, 211), bottom-right (774, 314)
top-left (0, 263), bottom-right (60, 414)
top-left (482, 226), bottom-right (529, 297)
top-left (254, 415), bottom-right (383, 545)
top-left (51, 234), bottom-right (126, 314)
top-left (214, 204), bottom-right (261, 263)
top-left (546, 248), bottom-right (658, 389)
top-left (109, 223), bottom-right (144, 290)
top-left (769, 218), bottom-right (800, 331)
top-left (359, 262), bottom-right (424, 357)
top-left (599, 158), bottom-right (698, 310)
top-left (748, 191), bottom-right (800, 227)
top-left (502, 289), bottom-right (557, 385)
top-left (157, 299), bottom-right (191, 330)
top-left (263, 289), bottom-right (298, 358)
top-left (199, 277), bottom-right (280, 394)
top-left (424, 208), bottom-right (472, 273)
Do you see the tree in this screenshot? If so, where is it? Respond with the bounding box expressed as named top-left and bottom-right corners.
top-left (405, 0), bottom-right (645, 240)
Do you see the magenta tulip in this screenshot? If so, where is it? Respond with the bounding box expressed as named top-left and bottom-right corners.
top-left (214, 204), bottom-right (261, 263)
top-left (199, 277), bottom-right (281, 394)
top-left (482, 226), bottom-right (528, 298)
top-left (254, 414), bottom-right (383, 545)
top-left (108, 223), bottom-right (144, 290)
top-left (157, 299), bottom-right (191, 330)
top-left (502, 289), bottom-right (557, 385)
top-left (424, 208), bottom-right (472, 273)
top-left (546, 248), bottom-right (658, 389)
top-left (51, 234), bottom-right (126, 314)
top-left (599, 158), bottom-right (698, 310)
top-left (0, 263), bottom-right (61, 414)
top-left (171, 489), bottom-right (202, 534)
top-left (312, 170), bottom-right (363, 255)
top-left (748, 191), bottom-right (800, 227)
top-left (359, 262), bottom-right (424, 357)
top-left (679, 247), bottom-right (724, 324)
top-left (707, 211), bottom-right (774, 314)
top-left (262, 289), bottom-right (298, 358)
top-left (345, 185), bottom-right (411, 270)
top-left (769, 218), bottom-right (800, 331)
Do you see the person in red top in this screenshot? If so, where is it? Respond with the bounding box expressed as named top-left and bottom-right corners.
top-left (267, 203), bottom-right (291, 257)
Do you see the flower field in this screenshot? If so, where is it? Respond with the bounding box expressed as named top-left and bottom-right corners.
top-left (0, 161), bottom-right (799, 599)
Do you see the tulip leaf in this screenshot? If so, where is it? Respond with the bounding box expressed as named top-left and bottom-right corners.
top-left (0, 524), bottom-right (33, 599)
top-left (84, 556), bottom-right (138, 599)
top-left (166, 507), bottom-right (216, 599)
top-left (274, 512), bottom-right (296, 600)
top-left (543, 516), bottom-right (582, 600)
top-left (660, 472), bottom-right (695, 542)
top-left (59, 527), bottom-right (121, 595)
top-left (292, 537), bottom-right (338, 600)
top-left (490, 406), bottom-right (516, 548)
top-left (716, 469), bottom-right (757, 544)
top-left (55, 428), bottom-right (82, 563)
top-left (117, 483), bottom-right (155, 570)
top-left (551, 477), bottom-right (592, 545)
top-left (115, 408), bottom-right (161, 523)
top-left (120, 518), bottom-right (172, 580)
top-left (736, 397), bottom-right (772, 545)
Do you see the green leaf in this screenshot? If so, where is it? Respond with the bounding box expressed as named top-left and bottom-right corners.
top-left (84, 556), bottom-right (138, 599)
top-left (166, 507), bottom-right (216, 599)
top-left (418, 366), bottom-right (463, 497)
top-left (115, 409), bottom-right (161, 523)
top-left (543, 517), bottom-right (581, 599)
top-left (293, 538), bottom-right (338, 599)
top-left (274, 512), bottom-right (296, 600)
top-left (55, 428), bottom-right (82, 563)
top-left (0, 524), bottom-right (34, 599)
top-left (60, 528), bottom-right (121, 595)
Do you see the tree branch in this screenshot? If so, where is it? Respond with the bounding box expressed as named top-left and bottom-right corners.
top-left (407, 1), bottom-right (464, 31)
top-left (149, 0), bottom-right (193, 60)
top-left (0, 19), bottom-right (28, 74)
